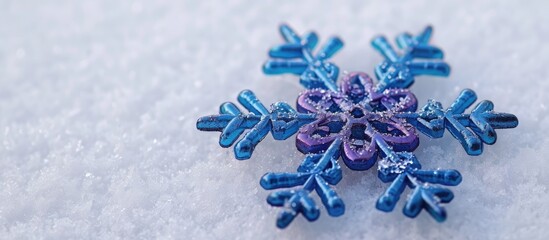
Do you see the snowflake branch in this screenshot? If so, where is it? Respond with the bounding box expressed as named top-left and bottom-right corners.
top-left (260, 138), bottom-right (345, 228)
top-left (196, 90), bottom-right (317, 160)
top-left (371, 26), bottom-right (450, 91)
top-left (396, 89), bottom-right (519, 155)
top-left (374, 135), bottom-right (461, 222)
top-left (263, 24), bottom-right (344, 91)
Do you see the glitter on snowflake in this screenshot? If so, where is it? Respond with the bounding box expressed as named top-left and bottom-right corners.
top-left (196, 24), bottom-right (519, 228)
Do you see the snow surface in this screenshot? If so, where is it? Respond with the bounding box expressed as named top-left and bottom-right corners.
top-left (0, 0), bottom-right (548, 239)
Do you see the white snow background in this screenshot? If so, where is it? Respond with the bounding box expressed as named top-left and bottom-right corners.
top-left (0, 0), bottom-right (548, 239)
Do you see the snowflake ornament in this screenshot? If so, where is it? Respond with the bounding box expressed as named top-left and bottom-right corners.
top-left (196, 24), bottom-right (519, 228)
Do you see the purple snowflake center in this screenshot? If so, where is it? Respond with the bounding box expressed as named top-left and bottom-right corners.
top-left (296, 72), bottom-right (419, 170)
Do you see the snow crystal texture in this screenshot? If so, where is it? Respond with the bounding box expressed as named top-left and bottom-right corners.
top-left (0, 0), bottom-right (548, 239)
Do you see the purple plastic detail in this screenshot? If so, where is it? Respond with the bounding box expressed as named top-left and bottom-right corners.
top-left (296, 72), bottom-right (419, 170)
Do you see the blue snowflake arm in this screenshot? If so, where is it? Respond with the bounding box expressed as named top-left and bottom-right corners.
top-left (260, 138), bottom-right (345, 228)
top-left (262, 24), bottom-right (344, 91)
top-left (396, 89), bottom-right (519, 155)
top-left (196, 90), bottom-right (317, 160)
top-left (374, 136), bottom-right (462, 222)
top-left (372, 26), bottom-right (451, 91)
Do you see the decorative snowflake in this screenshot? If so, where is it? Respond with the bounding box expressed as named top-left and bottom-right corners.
top-left (196, 24), bottom-right (519, 228)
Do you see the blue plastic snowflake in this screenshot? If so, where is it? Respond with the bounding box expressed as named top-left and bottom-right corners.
top-left (196, 24), bottom-right (519, 228)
